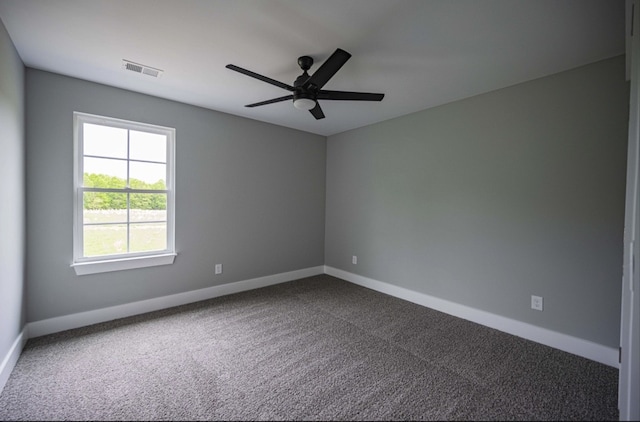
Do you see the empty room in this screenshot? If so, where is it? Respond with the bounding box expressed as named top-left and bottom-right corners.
top-left (0, 0), bottom-right (638, 420)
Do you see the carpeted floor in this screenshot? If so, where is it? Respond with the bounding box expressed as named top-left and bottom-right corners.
top-left (0, 275), bottom-right (619, 421)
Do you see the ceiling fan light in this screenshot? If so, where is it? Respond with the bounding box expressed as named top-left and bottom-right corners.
top-left (293, 97), bottom-right (316, 110)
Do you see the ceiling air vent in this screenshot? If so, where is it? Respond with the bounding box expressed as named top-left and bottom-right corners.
top-left (122, 60), bottom-right (163, 78)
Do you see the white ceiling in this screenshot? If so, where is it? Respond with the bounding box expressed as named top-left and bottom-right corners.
top-left (0, 0), bottom-right (626, 136)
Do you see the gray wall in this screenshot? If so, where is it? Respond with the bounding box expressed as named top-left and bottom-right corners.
top-left (26, 70), bottom-right (326, 321)
top-left (0, 20), bottom-right (25, 357)
top-left (325, 56), bottom-right (629, 348)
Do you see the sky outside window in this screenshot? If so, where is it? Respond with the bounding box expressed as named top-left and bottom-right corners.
top-left (83, 123), bottom-right (167, 185)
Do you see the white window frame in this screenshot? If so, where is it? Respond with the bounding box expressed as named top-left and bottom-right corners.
top-left (71, 112), bottom-right (176, 275)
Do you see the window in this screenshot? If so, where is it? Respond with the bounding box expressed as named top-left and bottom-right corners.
top-left (72, 112), bottom-right (176, 275)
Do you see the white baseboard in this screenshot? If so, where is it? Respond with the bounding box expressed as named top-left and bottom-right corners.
top-left (324, 266), bottom-right (619, 368)
top-left (0, 327), bottom-right (28, 394)
top-left (17, 264), bottom-right (618, 375)
top-left (28, 266), bottom-right (324, 338)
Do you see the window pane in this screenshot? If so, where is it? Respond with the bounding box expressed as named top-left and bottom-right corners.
top-left (84, 224), bottom-right (127, 257)
top-left (130, 193), bottom-right (167, 222)
top-left (83, 123), bottom-right (127, 158)
top-left (84, 157), bottom-right (127, 188)
top-left (83, 193), bottom-right (128, 223)
top-left (130, 131), bottom-right (166, 162)
top-left (130, 223), bottom-right (166, 253)
top-left (129, 161), bottom-right (166, 189)
top-left (83, 192), bottom-right (127, 216)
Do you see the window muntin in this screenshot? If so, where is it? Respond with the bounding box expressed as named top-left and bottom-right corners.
top-left (73, 112), bottom-right (176, 271)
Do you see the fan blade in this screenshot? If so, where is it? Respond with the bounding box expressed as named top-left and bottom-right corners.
top-left (245, 95), bottom-right (293, 108)
top-left (226, 64), bottom-right (294, 91)
top-left (317, 90), bottom-right (384, 101)
top-left (309, 103), bottom-right (325, 120)
top-left (303, 48), bottom-right (351, 91)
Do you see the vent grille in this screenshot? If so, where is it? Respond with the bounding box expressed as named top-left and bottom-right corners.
top-left (122, 60), bottom-right (163, 78)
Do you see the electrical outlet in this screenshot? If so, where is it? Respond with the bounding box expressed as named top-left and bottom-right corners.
top-left (531, 295), bottom-right (543, 311)
top-left (352, 255), bottom-right (357, 265)
top-left (215, 264), bottom-right (223, 275)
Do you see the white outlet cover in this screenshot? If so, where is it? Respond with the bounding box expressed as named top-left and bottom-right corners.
top-left (531, 295), bottom-right (543, 311)
top-left (352, 256), bottom-right (357, 264)
top-left (215, 264), bottom-right (222, 274)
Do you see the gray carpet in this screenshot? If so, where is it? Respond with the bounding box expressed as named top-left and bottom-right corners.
top-left (0, 275), bottom-right (618, 421)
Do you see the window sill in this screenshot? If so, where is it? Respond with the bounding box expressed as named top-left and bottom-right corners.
top-left (71, 253), bottom-right (177, 276)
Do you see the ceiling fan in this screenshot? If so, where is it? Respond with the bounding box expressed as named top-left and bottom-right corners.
top-left (226, 48), bottom-right (384, 120)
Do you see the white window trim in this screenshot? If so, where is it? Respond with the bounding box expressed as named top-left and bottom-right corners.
top-left (71, 112), bottom-right (177, 275)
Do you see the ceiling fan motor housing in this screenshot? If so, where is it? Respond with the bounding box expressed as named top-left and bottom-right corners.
top-left (294, 70), bottom-right (318, 95)
top-left (293, 59), bottom-right (318, 109)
